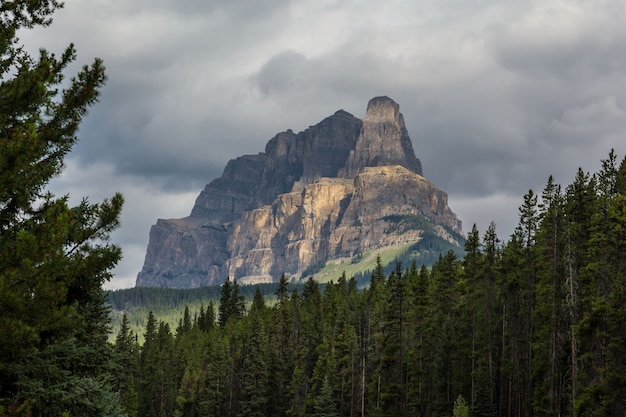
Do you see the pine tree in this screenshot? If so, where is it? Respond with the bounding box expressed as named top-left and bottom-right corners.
top-left (176, 305), bottom-right (192, 336)
top-left (276, 273), bottom-right (290, 306)
top-left (532, 175), bottom-right (567, 416)
top-left (114, 314), bottom-right (139, 417)
top-left (219, 278), bottom-right (233, 327)
top-left (370, 255), bottom-right (386, 294)
top-left (378, 263), bottom-right (407, 417)
top-left (196, 304), bottom-right (209, 332)
top-left (138, 312), bottom-right (160, 417)
top-left (313, 376), bottom-right (339, 417)
top-left (218, 277), bottom-right (245, 327)
top-left (251, 286), bottom-right (266, 314)
top-left (502, 190), bottom-right (538, 417)
top-left (156, 322), bottom-right (177, 417)
top-left (288, 278), bottom-right (322, 416)
top-left (575, 153), bottom-right (626, 416)
top-left (268, 276), bottom-right (295, 416)
top-left (406, 263), bottom-right (431, 416)
top-left (197, 332), bottom-right (229, 416)
top-left (361, 255), bottom-right (391, 416)
top-left (206, 300), bottom-right (216, 330)
top-left (462, 224), bottom-right (482, 405)
top-left (239, 310), bottom-right (270, 417)
top-left (172, 305), bottom-right (209, 417)
top-left (563, 168), bottom-right (596, 417)
top-left (479, 222), bottom-right (500, 413)
top-left (428, 251), bottom-right (461, 417)
top-left (334, 316), bottom-right (359, 417)
top-left (0, 2), bottom-right (123, 415)
top-left (175, 365), bottom-right (201, 417)
top-left (231, 278), bottom-right (246, 320)
top-left (616, 153), bottom-right (626, 195)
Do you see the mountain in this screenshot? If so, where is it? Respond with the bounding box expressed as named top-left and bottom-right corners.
top-left (136, 96), bottom-right (464, 288)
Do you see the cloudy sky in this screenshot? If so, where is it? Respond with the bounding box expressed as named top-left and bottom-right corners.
top-left (22, 0), bottom-right (626, 289)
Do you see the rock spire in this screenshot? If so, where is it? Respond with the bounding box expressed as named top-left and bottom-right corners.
top-left (136, 97), bottom-right (462, 288)
top-left (340, 96), bottom-right (422, 178)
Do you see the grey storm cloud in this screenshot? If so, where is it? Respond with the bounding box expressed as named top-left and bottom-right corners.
top-left (21, 0), bottom-right (626, 288)
top-left (256, 51), bottom-right (310, 95)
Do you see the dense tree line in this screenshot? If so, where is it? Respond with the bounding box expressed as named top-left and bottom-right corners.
top-left (106, 283), bottom-right (311, 345)
top-left (107, 283), bottom-right (289, 312)
top-left (117, 151), bottom-right (626, 417)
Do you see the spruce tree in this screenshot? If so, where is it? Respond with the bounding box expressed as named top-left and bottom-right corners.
top-left (462, 224), bottom-right (482, 405)
top-left (218, 277), bottom-right (246, 327)
top-left (219, 277), bottom-right (233, 327)
top-left (269, 275), bottom-right (295, 416)
top-left (156, 322), bottom-right (177, 417)
top-left (313, 376), bottom-right (339, 417)
top-left (0, 2), bottom-right (123, 416)
top-left (115, 314), bottom-right (139, 417)
top-left (575, 153), bottom-right (626, 416)
top-left (276, 272), bottom-right (290, 306)
top-left (479, 222), bottom-right (500, 413)
top-left (138, 312), bottom-right (159, 417)
top-left (239, 310), bottom-right (270, 417)
top-left (288, 278), bottom-right (322, 416)
top-left (532, 175), bottom-right (567, 416)
top-left (251, 286), bottom-right (266, 314)
top-left (406, 263), bottom-right (431, 416)
top-left (378, 264), bottom-right (407, 417)
top-left (428, 252), bottom-right (461, 417)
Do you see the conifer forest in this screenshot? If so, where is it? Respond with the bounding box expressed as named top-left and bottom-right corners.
top-left (112, 151), bottom-right (626, 417)
top-left (1, 1), bottom-right (626, 417)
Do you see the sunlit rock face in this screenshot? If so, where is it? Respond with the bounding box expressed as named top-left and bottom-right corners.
top-left (136, 97), bottom-right (463, 288)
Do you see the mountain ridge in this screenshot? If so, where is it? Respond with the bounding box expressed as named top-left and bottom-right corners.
top-left (137, 96), bottom-right (464, 288)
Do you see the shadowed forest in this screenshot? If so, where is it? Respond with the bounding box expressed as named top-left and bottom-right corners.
top-left (113, 152), bottom-right (626, 417)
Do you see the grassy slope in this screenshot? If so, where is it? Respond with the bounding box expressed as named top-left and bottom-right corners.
top-left (312, 243), bottom-right (412, 283)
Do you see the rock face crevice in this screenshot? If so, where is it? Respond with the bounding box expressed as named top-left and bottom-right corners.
top-left (137, 97), bottom-right (463, 288)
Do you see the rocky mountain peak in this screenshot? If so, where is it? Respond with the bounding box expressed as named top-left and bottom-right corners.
top-left (136, 97), bottom-right (462, 288)
top-left (339, 96), bottom-right (422, 178)
top-left (363, 95), bottom-right (401, 123)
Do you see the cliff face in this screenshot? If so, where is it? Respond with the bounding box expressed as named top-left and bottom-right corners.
top-left (137, 97), bottom-right (463, 288)
top-left (340, 96), bottom-right (422, 178)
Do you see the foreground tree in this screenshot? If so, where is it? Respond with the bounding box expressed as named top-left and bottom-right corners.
top-left (0, 2), bottom-right (123, 415)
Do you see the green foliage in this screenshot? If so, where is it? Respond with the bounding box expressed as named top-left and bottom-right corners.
top-left (382, 213), bottom-right (434, 234)
top-left (349, 233), bottom-right (465, 288)
top-left (453, 395), bottom-right (469, 417)
top-left (218, 277), bottom-right (246, 327)
top-left (106, 283), bottom-right (289, 342)
top-left (313, 377), bottom-right (339, 417)
top-left (109, 150), bottom-right (626, 417)
top-left (239, 311), bottom-right (271, 417)
top-left (0, 2), bottom-right (123, 415)
top-left (114, 314), bottom-right (138, 416)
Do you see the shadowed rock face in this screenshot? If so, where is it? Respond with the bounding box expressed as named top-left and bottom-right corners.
top-left (136, 97), bottom-right (463, 288)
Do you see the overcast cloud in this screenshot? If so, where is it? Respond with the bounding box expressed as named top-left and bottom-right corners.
top-left (20, 0), bottom-right (626, 289)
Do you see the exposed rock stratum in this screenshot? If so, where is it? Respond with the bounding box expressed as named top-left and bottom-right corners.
top-left (137, 97), bottom-right (463, 288)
